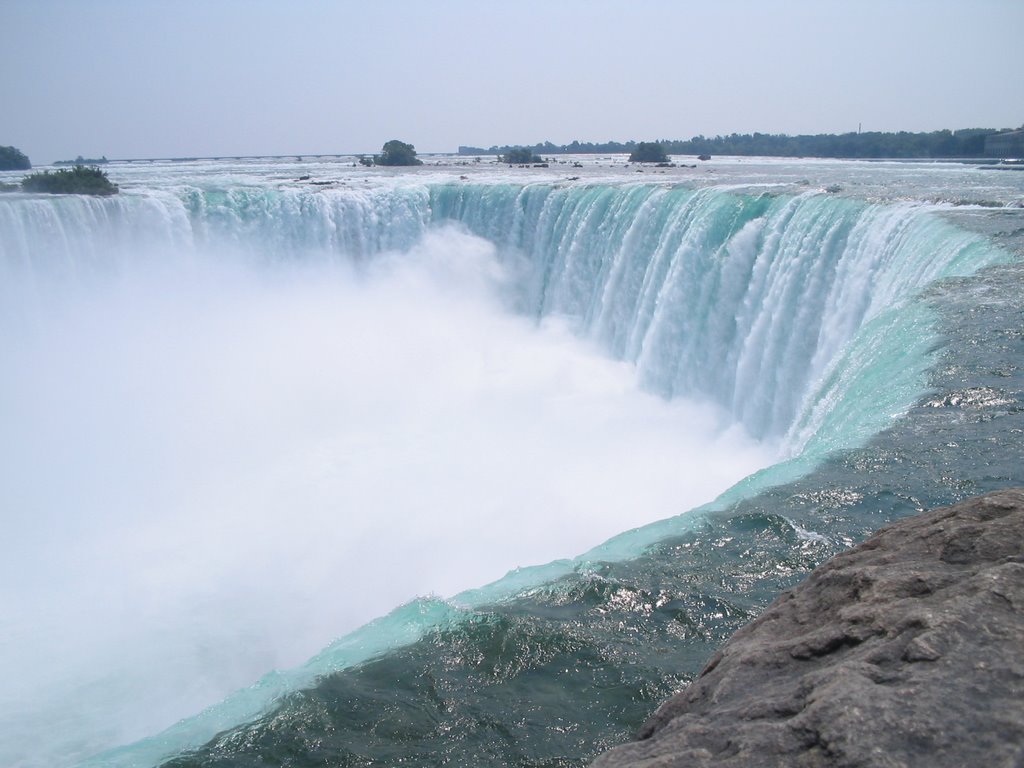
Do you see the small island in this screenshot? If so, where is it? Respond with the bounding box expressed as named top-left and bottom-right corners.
top-left (21, 165), bottom-right (119, 196)
top-left (629, 142), bottom-right (669, 163)
top-left (55, 155), bottom-right (109, 166)
top-left (501, 146), bottom-right (544, 164)
top-left (0, 145), bottom-right (31, 171)
top-left (374, 139), bottom-right (422, 166)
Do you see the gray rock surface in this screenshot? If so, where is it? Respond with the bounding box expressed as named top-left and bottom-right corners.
top-left (592, 489), bottom-right (1024, 767)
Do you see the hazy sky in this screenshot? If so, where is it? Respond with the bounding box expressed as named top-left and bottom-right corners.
top-left (2, 0), bottom-right (1022, 163)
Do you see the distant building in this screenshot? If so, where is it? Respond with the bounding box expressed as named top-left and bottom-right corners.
top-left (984, 130), bottom-right (1024, 158)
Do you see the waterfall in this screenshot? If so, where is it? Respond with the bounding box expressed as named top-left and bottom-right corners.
top-left (1, 182), bottom-right (1001, 451)
top-left (431, 183), bottom-right (1004, 447)
top-left (0, 178), bottom-right (1012, 768)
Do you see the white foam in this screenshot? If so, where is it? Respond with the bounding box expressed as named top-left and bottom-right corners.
top-left (0, 226), bottom-right (773, 768)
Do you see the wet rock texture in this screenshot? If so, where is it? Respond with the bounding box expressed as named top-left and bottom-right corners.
top-left (592, 489), bottom-right (1024, 767)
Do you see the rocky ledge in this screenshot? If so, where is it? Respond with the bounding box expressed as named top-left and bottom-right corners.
top-left (593, 489), bottom-right (1024, 767)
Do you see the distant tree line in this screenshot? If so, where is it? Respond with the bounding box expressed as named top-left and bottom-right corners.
top-left (670, 129), bottom-right (999, 159)
top-left (459, 127), bottom-right (1016, 159)
top-left (55, 155), bottom-right (109, 166)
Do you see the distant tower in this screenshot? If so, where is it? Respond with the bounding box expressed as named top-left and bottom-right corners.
top-left (858, 123), bottom-right (862, 134)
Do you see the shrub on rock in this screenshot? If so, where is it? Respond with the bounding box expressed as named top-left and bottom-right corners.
top-left (21, 165), bottom-right (118, 195)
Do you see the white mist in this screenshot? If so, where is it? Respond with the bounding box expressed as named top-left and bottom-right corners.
top-left (0, 227), bottom-right (774, 768)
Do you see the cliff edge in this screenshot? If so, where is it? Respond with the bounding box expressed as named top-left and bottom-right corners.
top-left (592, 489), bottom-right (1024, 767)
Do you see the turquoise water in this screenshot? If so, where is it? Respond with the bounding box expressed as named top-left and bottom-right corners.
top-left (0, 157), bottom-right (1021, 767)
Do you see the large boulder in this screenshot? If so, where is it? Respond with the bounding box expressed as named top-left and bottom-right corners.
top-left (593, 489), bottom-right (1024, 767)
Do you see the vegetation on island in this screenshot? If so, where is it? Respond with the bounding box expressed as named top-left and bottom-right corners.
top-left (460, 126), bottom-right (1020, 160)
top-left (500, 146), bottom-right (544, 164)
top-left (21, 165), bottom-right (119, 196)
top-left (374, 139), bottom-right (422, 166)
top-left (0, 145), bottom-right (31, 170)
top-left (628, 142), bottom-right (669, 163)
top-left (55, 155), bottom-right (109, 166)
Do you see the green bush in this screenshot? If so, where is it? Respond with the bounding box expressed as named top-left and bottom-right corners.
top-left (21, 165), bottom-right (118, 196)
top-left (0, 145), bottom-right (31, 170)
top-left (501, 147), bottom-right (543, 164)
top-left (374, 139), bottom-right (422, 166)
top-left (629, 142), bottom-right (668, 163)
